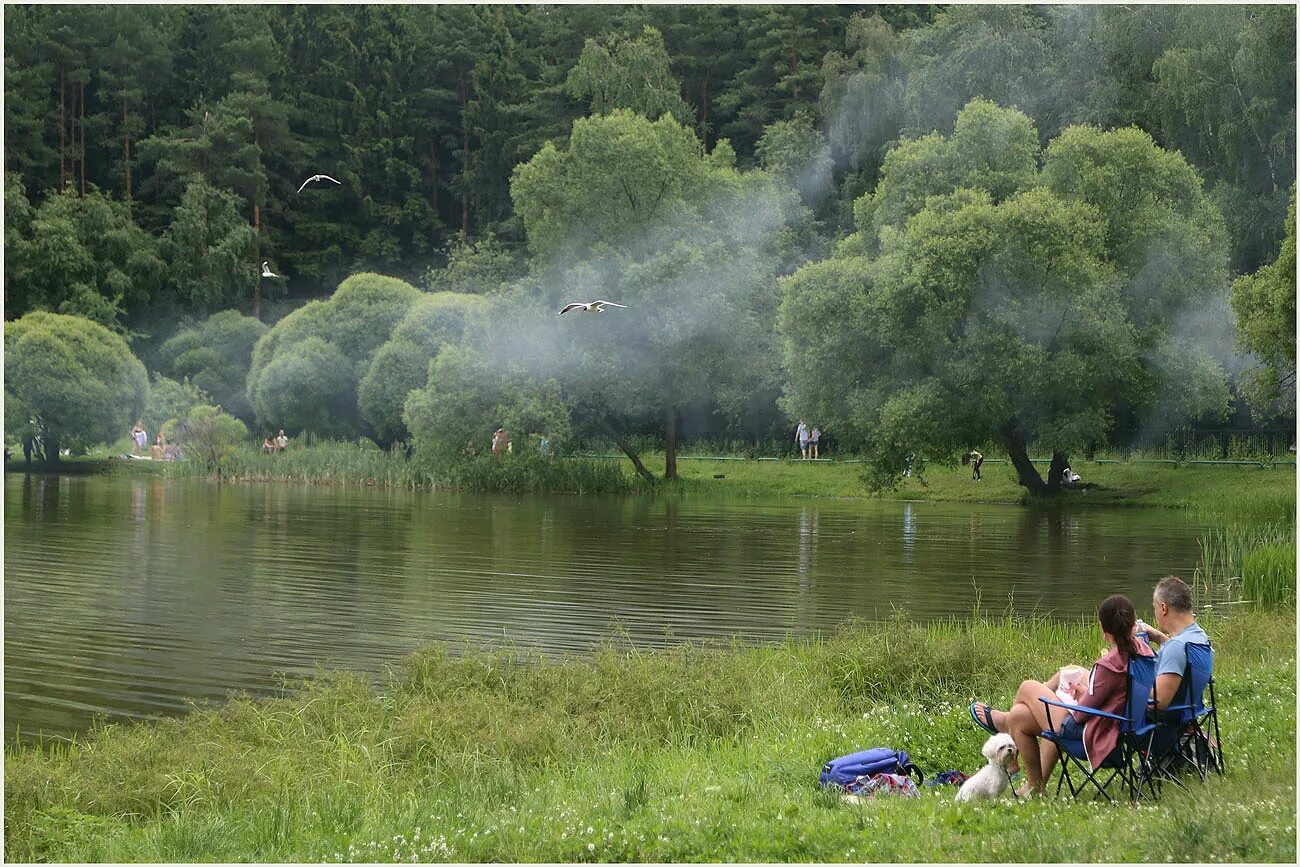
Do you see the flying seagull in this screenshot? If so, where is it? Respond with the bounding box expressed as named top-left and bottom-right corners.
top-left (296, 173), bottom-right (342, 193)
top-left (261, 261), bottom-right (279, 278)
top-left (558, 300), bottom-right (628, 315)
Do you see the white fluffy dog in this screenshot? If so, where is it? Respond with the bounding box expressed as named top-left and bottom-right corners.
top-left (956, 733), bottom-right (1020, 802)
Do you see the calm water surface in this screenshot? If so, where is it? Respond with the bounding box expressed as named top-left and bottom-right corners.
top-left (4, 472), bottom-right (1205, 740)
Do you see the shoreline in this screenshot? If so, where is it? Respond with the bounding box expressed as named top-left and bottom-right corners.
top-left (8, 450), bottom-right (1296, 517)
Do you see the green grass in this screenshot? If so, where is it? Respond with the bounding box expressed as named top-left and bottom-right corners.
top-left (5, 612), bottom-right (1295, 862)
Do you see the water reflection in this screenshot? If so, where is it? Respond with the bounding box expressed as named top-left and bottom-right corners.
top-left (4, 474), bottom-right (1206, 741)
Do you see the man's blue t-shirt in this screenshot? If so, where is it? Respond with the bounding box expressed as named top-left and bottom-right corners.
top-left (1156, 621), bottom-right (1211, 678)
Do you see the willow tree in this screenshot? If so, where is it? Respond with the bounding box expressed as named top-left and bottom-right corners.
top-left (780, 100), bottom-right (1231, 495)
top-left (4, 311), bottom-right (148, 463)
top-left (245, 272), bottom-right (421, 440)
top-left (507, 109), bottom-right (806, 480)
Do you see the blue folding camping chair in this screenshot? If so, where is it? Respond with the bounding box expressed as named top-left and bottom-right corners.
top-left (1155, 641), bottom-right (1222, 782)
top-left (1039, 653), bottom-right (1160, 803)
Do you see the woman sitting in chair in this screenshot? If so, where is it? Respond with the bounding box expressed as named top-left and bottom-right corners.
top-left (970, 595), bottom-right (1155, 796)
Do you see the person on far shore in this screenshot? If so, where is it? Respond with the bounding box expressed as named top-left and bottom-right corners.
top-left (276, 430), bottom-right (289, 452)
top-left (966, 449), bottom-right (984, 481)
top-left (492, 427), bottom-right (510, 456)
top-left (131, 421), bottom-right (148, 455)
top-left (263, 436), bottom-right (277, 454)
top-left (810, 427), bottom-right (821, 459)
top-left (796, 421), bottom-right (810, 460)
top-left (150, 433), bottom-right (165, 461)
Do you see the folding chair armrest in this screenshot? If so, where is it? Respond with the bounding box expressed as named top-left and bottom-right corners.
top-left (1039, 696), bottom-right (1126, 722)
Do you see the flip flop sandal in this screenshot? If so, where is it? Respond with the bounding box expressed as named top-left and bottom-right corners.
top-left (969, 701), bottom-right (998, 735)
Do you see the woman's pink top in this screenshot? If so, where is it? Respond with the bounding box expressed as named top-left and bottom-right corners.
top-left (1073, 642), bottom-right (1155, 770)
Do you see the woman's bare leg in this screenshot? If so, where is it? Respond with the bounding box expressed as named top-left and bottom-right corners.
top-left (1007, 679), bottom-right (1071, 793)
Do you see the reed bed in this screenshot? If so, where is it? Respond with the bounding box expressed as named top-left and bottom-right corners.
top-left (162, 439), bottom-right (643, 495)
top-left (5, 612), bottom-right (1294, 863)
top-left (1193, 523), bottom-right (1296, 609)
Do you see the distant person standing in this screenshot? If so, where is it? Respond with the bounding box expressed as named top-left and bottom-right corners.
top-left (809, 427), bottom-right (822, 459)
top-left (151, 433), bottom-right (165, 461)
top-left (795, 421), bottom-right (810, 460)
top-left (492, 427), bottom-right (510, 456)
top-left (276, 430), bottom-right (289, 451)
top-left (969, 449), bottom-right (984, 481)
top-left (131, 421), bottom-right (148, 455)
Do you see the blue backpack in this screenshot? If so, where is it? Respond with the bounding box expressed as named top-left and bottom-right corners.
top-left (820, 748), bottom-right (923, 788)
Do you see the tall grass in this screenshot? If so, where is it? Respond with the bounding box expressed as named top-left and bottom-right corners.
top-left (162, 439), bottom-right (644, 495)
top-left (5, 612), bottom-right (1294, 863)
top-left (1193, 523), bottom-right (1296, 609)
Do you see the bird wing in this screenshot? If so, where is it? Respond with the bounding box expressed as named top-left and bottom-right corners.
top-left (558, 303), bottom-right (586, 315)
top-left (593, 300), bottom-right (627, 308)
top-left (321, 174), bottom-right (341, 184)
top-left (296, 178), bottom-right (312, 193)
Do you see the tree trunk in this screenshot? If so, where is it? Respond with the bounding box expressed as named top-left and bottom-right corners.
top-left (253, 122), bottom-right (262, 321)
top-left (599, 418), bottom-right (657, 484)
top-left (123, 100), bottom-right (132, 213)
top-left (701, 74), bottom-right (710, 149)
top-left (59, 66), bottom-right (65, 188)
top-left (1001, 423), bottom-right (1047, 495)
top-left (430, 139), bottom-right (439, 219)
top-left (459, 72), bottom-right (469, 235)
top-left (69, 79), bottom-right (77, 193)
top-left (79, 81), bottom-right (86, 196)
top-left (664, 402), bottom-right (678, 480)
top-left (1047, 451), bottom-right (1070, 493)
top-left (43, 435), bottom-right (59, 466)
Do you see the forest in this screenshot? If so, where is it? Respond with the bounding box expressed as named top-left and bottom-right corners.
top-left (4, 4), bottom-right (1296, 491)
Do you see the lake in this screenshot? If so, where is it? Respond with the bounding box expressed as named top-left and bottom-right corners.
top-left (4, 472), bottom-right (1205, 741)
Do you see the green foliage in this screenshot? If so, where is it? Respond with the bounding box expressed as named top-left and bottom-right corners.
top-left (425, 233), bottom-right (521, 295)
top-left (755, 115), bottom-right (833, 206)
top-left (3, 312), bottom-right (148, 458)
top-left (176, 404), bottom-right (249, 474)
top-left (142, 373), bottom-right (208, 439)
top-left (1231, 186), bottom-right (1297, 415)
top-left (158, 310), bottom-right (268, 423)
top-left (247, 273), bottom-right (422, 439)
top-left (4, 186), bottom-right (164, 330)
top-left (358, 292), bottom-right (490, 444)
top-left (566, 26), bottom-right (692, 124)
top-left (159, 175), bottom-right (258, 311)
top-left (782, 100), bottom-right (1232, 492)
top-left (511, 110), bottom-right (714, 261)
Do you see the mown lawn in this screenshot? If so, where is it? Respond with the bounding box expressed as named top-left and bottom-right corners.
top-left (5, 612), bottom-right (1293, 862)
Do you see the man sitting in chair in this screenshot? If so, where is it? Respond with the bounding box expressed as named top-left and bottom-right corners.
top-left (1139, 576), bottom-right (1211, 713)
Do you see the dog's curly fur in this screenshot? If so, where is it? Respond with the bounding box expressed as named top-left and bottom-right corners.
top-left (956, 733), bottom-right (1020, 802)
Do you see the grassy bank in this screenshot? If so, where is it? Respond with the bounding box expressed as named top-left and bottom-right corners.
top-left (4, 612), bottom-right (1293, 862)
top-left (83, 440), bottom-right (1296, 520)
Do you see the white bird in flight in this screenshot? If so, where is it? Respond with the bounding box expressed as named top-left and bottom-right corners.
top-left (261, 261), bottom-right (279, 278)
top-left (296, 173), bottom-right (341, 193)
top-left (558, 300), bottom-right (628, 315)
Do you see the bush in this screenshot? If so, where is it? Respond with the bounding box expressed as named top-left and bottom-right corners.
top-left (4, 311), bottom-right (148, 460)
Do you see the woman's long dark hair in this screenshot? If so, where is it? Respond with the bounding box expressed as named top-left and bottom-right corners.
top-left (1098, 594), bottom-right (1141, 657)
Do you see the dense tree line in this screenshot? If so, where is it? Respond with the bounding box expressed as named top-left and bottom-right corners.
top-left (4, 5), bottom-right (1295, 489)
top-left (5, 6), bottom-right (1292, 323)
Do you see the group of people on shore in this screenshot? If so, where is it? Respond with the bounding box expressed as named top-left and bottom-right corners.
top-left (969, 575), bottom-right (1210, 797)
top-left (262, 430), bottom-right (290, 453)
top-left (131, 422), bottom-right (181, 461)
top-left (794, 421), bottom-right (822, 459)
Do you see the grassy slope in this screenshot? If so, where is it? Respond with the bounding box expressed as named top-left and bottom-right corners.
top-left (5, 613), bottom-right (1295, 862)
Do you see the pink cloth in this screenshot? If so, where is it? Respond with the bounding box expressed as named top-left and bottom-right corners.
top-left (1073, 643), bottom-right (1155, 770)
